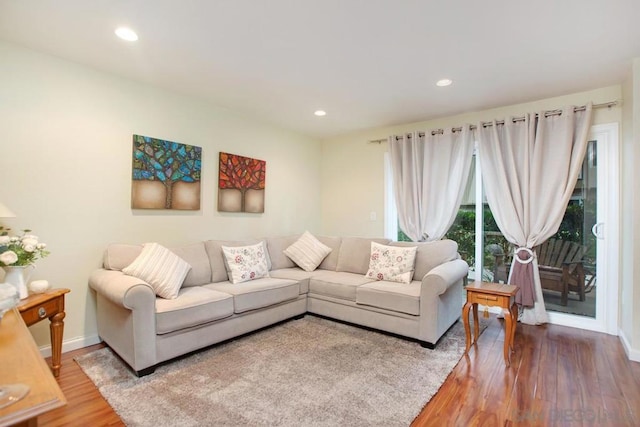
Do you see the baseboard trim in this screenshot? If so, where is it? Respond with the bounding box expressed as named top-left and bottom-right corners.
top-left (37, 334), bottom-right (102, 358)
top-left (618, 329), bottom-right (640, 362)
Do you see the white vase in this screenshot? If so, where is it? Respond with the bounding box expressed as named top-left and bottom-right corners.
top-left (2, 266), bottom-right (33, 300)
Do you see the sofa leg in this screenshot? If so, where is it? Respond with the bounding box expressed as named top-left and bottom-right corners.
top-left (135, 366), bottom-right (156, 377)
top-left (419, 341), bottom-right (435, 349)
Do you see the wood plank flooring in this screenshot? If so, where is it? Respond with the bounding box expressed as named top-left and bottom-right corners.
top-left (38, 317), bottom-right (639, 426)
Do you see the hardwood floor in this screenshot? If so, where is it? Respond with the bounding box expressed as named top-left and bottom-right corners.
top-left (38, 317), bottom-right (639, 426)
top-left (413, 318), bottom-right (640, 426)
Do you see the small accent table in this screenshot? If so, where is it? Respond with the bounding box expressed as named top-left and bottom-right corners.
top-left (17, 288), bottom-right (70, 377)
top-left (463, 281), bottom-right (519, 366)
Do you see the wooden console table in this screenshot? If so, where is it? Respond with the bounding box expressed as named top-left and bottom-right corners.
top-left (17, 289), bottom-right (70, 377)
top-left (463, 281), bottom-right (519, 366)
top-left (0, 308), bottom-right (66, 427)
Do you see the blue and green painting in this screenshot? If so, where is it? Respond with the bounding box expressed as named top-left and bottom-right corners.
top-left (131, 134), bottom-right (202, 210)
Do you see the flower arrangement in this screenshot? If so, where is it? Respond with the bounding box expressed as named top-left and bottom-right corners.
top-left (0, 227), bottom-right (50, 267)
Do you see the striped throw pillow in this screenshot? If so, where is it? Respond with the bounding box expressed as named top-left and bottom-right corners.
top-left (283, 231), bottom-right (332, 272)
top-left (122, 242), bottom-right (191, 299)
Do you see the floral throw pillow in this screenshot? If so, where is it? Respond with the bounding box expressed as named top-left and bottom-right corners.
top-left (365, 242), bottom-right (417, 284)
top-left (221, 242), bottom-right (270, 284)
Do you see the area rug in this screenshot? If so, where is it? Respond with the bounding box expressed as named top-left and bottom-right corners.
top-left (76, 315), bottom-right (484, 426)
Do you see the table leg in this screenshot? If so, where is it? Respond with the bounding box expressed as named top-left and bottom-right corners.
top-left (510, 302), bottom-right (518, 352)
top-left (49, 311), bottom-right (66, 377)
top-left (502, 307), bottom-right (512, 366)
top-left (463, 301), bottom-right (472, 353)
top-left (473, 302), bottom-right (479, 342)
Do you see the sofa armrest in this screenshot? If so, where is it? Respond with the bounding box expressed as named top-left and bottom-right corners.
top-left (89, 269), bottom-right (155, 310)
top-left (421, 259), bottom-right (469, 296)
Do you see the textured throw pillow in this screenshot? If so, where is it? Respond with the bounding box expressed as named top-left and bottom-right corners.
top-left (221, 242), bottom-right (270, 284)
top-left (365, 242), bottom-right (417, 284)
top-left (122, 242), bottom-right (192, 299)
top-left (283, 231), bottom-right (332, 272)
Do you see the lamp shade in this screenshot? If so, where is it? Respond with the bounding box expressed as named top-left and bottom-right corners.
top-left (0, 203), bottom-right (16, 218)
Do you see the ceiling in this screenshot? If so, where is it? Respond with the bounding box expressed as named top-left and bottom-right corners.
top-left (1, 1), bottom-right (639, 139)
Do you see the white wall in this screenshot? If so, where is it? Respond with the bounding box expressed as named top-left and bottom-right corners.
top-left (0, 41), bottom-right (322, 349)
top-left (620, 58), bottom-right (640, 358)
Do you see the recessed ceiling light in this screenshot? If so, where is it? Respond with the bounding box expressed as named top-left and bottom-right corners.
top-left (115, 27), bottom-right (138, 42)
top-left (436, 79), bottom-right (453, 87)
top-left (314, 110), bottom-right (327, 117)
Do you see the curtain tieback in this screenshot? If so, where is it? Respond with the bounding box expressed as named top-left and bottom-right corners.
top-left (514, 247), bottom-right (534, 264)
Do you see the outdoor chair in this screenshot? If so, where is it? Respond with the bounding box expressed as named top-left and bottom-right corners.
top-left (492, 238), bottom-right (591, 306)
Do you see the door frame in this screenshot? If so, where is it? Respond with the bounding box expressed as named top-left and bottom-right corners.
top-left (547, 123), bottom-right (619, 335)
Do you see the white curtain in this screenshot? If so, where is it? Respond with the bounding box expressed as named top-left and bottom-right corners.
top-left (477, 104), bottom-right (593, 325)
top-left (389, 126), bottom-right (474, 242)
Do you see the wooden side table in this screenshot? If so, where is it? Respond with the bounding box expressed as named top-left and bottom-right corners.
top-left (17, 288), bottom-right (70, 377)
top-left (462, 281), bottom-right (519, 366)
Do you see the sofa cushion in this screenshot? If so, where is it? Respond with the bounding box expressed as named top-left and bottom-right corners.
top-left (122, 243), bottom-right (191, 299)
top-left (205, 277), bottom-right (300, 313)
top-left (205, 239), bottom-right (271, 283)
top-left (266, 235), bottom-right (300, 270)
top-left (155, 287), bottom-right (234, 334)
top-left (103, 243), bottom-right (142, 270)
top-left (284, 231), bottom-right (332, 272)
top-left (390, 240), bottom-right (459, 280)
top-left (221, 242), bottom-right (270, 284)
top-left (169, 242), bottom-right (212, 287)
top-left (356, 280), bottom-right (421, 315)
top-left (269, 268), bottom-right (313, 294)
top-left (317, 236), bottom-right (342, 271)
top-left (365, 242), bottom-right (417, 284)
top-left (103, 242), bottom-right (211, 287)
top-left (309, 270), bottom-right (375, 301)
top-left (335, 237), bottom-right (391, 274)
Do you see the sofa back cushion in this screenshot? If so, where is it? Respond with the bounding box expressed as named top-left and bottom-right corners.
top-left (205, 239), bottom-right (271, 283)
top-left (265, 235), bottom-right (300, 270)
top-left (171, 243), bottom-right (212, 287)
top-left (316, 236), bottom-right (342, 271)
top-left (103, 243), bottom-right (142, 271)
top-left (389, 239), bottom-right (459, 280)
top-left (103, 242), bottom-right (212, 287)
top-left (335, 237), bottom-right (391, 275)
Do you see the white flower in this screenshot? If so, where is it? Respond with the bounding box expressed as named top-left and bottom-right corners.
top-left (0, 236), bottom-right (9, 245)
top-left (0, 251), bottom-right (18, 265)
top-left (9, 236), bottom-right (19, 243)
top-left (22, 237), bottom-right (38, 247)
top-left (23, 244), bottom-right (36, 253)
top-left (36, 243), bottom-right (47, 249)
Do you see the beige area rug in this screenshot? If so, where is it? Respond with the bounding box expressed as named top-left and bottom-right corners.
top-left (76, 315), bottom-right (484, 426)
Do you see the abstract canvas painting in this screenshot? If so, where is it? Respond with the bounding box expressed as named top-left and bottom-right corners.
top-left (131, 135), bottom-right (202, 210)
top-left (218, 152), bottom-right (266, 213)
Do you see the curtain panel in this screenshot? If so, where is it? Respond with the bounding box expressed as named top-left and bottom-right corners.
top-left (389, 127), bottom-right (473, 242)
top-left (477, 104), bottom-right (593, 325)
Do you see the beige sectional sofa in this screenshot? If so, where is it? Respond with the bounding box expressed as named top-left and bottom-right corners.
top-left (89, 236), bottom-right (468, 376)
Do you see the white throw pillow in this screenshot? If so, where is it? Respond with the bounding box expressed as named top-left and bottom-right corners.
top-left (221, 242), bottom-right (270, 284)
top-left (283, 231), bottom-right (332, 272)
top-left (122, 242), bottom-right (192, 299)
top-left (365, 242), bottom-right (417, 284)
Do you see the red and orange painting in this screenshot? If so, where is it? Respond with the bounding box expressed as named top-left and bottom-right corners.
top-left (218, 152), bottom-right (266, 213)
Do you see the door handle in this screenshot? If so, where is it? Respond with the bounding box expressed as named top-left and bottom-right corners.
top-left (592, 222), bottom-right (604, 239)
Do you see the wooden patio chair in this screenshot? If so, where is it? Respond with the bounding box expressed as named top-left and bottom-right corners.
top-left (536, 238), bottom-right (588, 306)
top-left (491, 238), bottom-right (589, 306)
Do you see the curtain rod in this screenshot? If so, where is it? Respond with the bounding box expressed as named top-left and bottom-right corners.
top-left (368, 100), bottom-right (618, 144)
